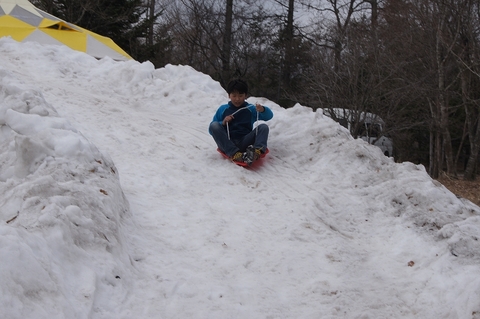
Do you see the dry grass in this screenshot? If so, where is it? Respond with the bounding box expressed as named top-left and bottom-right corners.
top-left (437, 175), bottom-right (480, 207)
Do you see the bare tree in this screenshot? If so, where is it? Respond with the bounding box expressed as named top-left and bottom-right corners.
top-left (452, 0), bottom-right (480, 180)
top-left (221, 0), bottom-right (233, 83)
top-left (145, 0), bottom-right (156, 48)
top-left (433, 0), bottom-right (456, 177)
top-left (164, 0), bottom-right (279, 89)
top-left (324, 0), bottom-right (369, 71)
top-left (279, 0), bottom-right (295, 88)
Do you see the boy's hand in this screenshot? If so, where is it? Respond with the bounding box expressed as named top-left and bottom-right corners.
top-left (223, 115), bottom-right (234, 125)
top-left (255, 103), bottom-right (265, 112)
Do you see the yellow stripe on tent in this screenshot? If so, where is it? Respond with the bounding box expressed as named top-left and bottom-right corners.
top-left (0, 14), bottom-right (31, 27)
top-left (39, 18), bottom-right (80, 32)
top-left (40, 27), bottom-right (86, 51)
top-left (0, 15), bottom-right (34, 40)
top-left (0, 0), bottom-right (132, 60)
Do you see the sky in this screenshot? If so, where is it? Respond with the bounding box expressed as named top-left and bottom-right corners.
top-left (1, 37), bottom-right (480, 319)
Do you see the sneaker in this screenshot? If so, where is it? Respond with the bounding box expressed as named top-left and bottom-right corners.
top-left (254, 148), bottom-right (262, 161)
top-left (231, 151), bottom-right (244, 163)
top-left (243, 145), bottom-right (259, 165)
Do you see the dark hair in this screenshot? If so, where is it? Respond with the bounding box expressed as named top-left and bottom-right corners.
top-left (226, 79), bottom-right (248, 94)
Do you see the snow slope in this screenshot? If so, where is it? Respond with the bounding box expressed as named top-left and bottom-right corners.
top-left (1, 37), bottom-right (480, 319)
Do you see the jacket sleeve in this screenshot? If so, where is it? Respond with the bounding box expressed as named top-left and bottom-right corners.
top-left (209, 104), bottom-right (228, 134)
top-left (258, 105), bottom-right (274, 121)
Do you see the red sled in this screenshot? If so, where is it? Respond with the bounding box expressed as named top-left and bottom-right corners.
top-left (217, 148), bottom-right (269, 167)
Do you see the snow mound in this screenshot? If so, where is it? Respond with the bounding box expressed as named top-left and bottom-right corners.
top-left (0, 67), bottom-right (132, 319)
top-left (1, 37), bottom-right (480, 318)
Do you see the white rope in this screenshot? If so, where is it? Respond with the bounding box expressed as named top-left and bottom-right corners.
top-left (255, 106), bottom-right (259, 135)
top-left (231, 106), bottom-right (250, 116)
top-left (226, 106), bottom-right (250, 140)
top-left (226, 104), bottom-right (262, 140)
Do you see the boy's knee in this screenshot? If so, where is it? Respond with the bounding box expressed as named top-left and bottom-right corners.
top-left (257, 123), bottom-right (269, 133)
top-left (209, 121), bottom-right (223, 133)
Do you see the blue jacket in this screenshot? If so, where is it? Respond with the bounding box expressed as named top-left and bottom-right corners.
top-left (209, 101), bottom-right (274, 140)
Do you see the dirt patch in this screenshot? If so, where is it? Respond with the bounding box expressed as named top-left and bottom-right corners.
top-left (437, 175), bottom-right (480, 207)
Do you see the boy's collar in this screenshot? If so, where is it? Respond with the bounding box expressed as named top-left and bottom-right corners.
top-left (228, 101), bottom-right (248, 107)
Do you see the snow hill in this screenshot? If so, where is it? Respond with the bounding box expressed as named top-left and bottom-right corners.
top-left (1, 37), bottom-right (480, 319)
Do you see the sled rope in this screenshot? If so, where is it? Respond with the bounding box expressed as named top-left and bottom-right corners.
top-left (226, 106), bottom-right (249, 140)
top-left (256, 107), bottom-right (260, 135)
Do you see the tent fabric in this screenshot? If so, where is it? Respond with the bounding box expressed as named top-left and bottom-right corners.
top-left (0, 0), bottom-right (132, 61)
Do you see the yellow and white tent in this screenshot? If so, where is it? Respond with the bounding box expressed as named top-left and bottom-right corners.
top-left (0, 0), bottom-right (132, 61)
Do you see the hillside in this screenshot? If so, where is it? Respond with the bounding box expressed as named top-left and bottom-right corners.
top-left (1, 37), bottom-right (480, 319)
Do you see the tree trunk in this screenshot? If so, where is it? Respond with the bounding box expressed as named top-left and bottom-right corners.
top-left (282, 0), bottom-right (295, 88)
top-left (221, 0), bottom-right (233, 85)
top-left (429, 130), bottom-right (434, 176)
top-left (150, 0), bottom-right (155, 46)
top-left (464, 116), bottom-right (480, 180)
top-left (147, 0), bottom-right (155, 48)
top-left (365, 0), bottom-right (377, 29)
top-left (457, 11), bottom-right (480, 181)
top-left (464, 92), bottom-right (480, 180)
top-left (436, 16), bottom-right (454, 176)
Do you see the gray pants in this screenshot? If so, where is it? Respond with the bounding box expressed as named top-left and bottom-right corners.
top-left (209, 122), bottom-right (269, 157)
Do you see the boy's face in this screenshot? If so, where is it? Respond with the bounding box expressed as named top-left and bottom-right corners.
top-left (229, 91), bottom-right (247, 107)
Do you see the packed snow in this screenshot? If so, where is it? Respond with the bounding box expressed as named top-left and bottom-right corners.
top-left (1, 37), bottom-right (480, 319)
